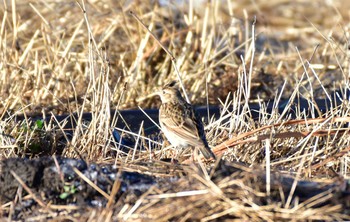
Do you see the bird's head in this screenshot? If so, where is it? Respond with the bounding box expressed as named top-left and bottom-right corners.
top-left (157, 81), bottom-right (183, 104)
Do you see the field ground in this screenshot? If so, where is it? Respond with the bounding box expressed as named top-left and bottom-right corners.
top-left (1, 0), bottom-right (350, 221)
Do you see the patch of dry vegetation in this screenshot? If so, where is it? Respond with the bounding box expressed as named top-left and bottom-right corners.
top-left (1, 0), bottom-right (350, 221)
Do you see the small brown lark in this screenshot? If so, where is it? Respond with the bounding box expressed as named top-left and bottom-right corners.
top-left (157, 81), bottom-right (216, 160)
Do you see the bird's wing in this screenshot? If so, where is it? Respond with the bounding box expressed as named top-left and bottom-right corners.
top-left (160, 103), bottom-right (203, 146)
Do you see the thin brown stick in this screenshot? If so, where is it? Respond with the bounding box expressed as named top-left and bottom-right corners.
top-left (10, 170), bottom-right (47, 208)
top-left (129, 10), bottom-right (190, 103)
top-left (214, 116), bottom-right (350, 153)
top-left (106, 168), bottom-right (122, 209)
top-left (73, 167), bottom-right (110, 200)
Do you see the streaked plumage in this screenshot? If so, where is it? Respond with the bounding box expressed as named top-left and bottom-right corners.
top-left (157, 81), bottom-right (216, 160)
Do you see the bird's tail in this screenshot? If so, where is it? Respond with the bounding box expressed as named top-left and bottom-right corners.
top-left (199, 146), bottom-right (216, 160)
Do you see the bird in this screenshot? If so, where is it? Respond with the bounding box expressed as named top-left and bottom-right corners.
top-left (157, 81), bottom-right (216, 161)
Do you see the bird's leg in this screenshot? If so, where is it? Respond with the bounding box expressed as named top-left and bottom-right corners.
top-left (171, 147), bottom-right (178, 164)
top-left (190, 152), bottom-right (194, 163)
top-left (191, 147), bottom-right (198, 163)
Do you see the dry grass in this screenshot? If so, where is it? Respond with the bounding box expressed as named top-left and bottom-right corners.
top-left (1, 0), bottom-right (350, 221)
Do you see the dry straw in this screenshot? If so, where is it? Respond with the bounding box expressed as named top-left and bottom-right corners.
top-left (1, 0), bottom-right (350, 221)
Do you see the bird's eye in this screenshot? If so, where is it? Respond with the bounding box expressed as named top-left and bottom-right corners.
top-left (162, 90), bottom-right (166, 94)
